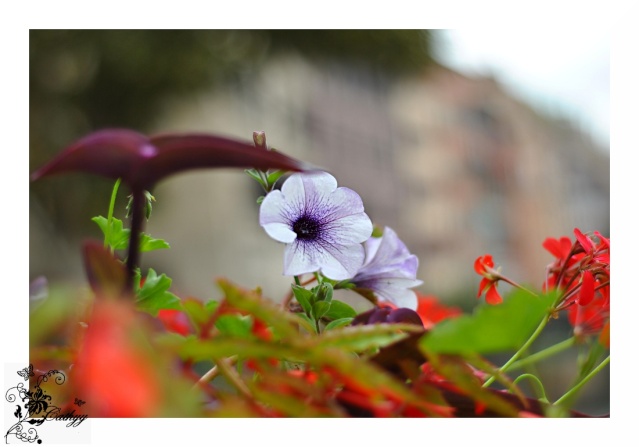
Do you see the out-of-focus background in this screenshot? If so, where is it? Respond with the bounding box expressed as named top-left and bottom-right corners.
top-left (29, 30), bottom-right (609, 413)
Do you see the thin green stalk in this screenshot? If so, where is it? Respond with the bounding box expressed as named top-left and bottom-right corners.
top-left (294, 275), bottom-right (302, 286)
top-left (507, 337), bottom-right (576, 372)
top-left (106, 178), bottom-right (121, 252)
top-left (554, 355), bottom-right (610, 407)
top-left (512, 374), bottom-right (549, 403)
top-left (215, 357), bottom-right (252, 400)
top-left (483, 314), bottom-right (550, 387)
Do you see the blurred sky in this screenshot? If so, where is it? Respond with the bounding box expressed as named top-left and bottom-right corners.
top-left (433, 29), bottom-right (610, 151)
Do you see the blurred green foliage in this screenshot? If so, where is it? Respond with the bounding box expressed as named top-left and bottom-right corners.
top-left (30, 30), bottom-right (434, 235)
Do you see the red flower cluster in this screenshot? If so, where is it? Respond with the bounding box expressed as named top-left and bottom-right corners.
top-left (545, 229), bottom-right (610, 344)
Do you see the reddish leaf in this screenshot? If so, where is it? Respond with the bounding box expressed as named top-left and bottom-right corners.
top-left (82, 240), bottom-right (129, 299)
top-left (31, 128), bottom-right (310, 190)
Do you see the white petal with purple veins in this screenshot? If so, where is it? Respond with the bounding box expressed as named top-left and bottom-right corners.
top-left (259, 171), bottom-right (372, 280)
top-left (351, 227), bottom-right (423, 310)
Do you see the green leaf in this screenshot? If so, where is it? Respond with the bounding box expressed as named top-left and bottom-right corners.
top-left (312, 323), bottom-right (421, 352)
top-left (135, 268), bottom-right (181, 316)
top-left (312, 301), bottom-right (331, 320)
top-left (180, 298), bottom-right (216, 332)
top-left (92, 215), bottom-right (170, 252)
top-left (266, 170), bottom-right (286, 186)
top-left (92, 216), bottom-right (130, 250)
top-left (324, 318), bottom-right (354, 331)
top-left (215, 314), bottom-right (253, 337)
top-left (217, 279), bottom-right (300, 340)
top-left (296, 313), bottom-right (317, 334)
top-left (291, 285), bottom-right (313, 316)
top-left (139, 233), bottom-right (171, 252)
top-left (316, 282), bottom-right (333, 303)
top-left (323, 299), bottom-right (357, 320)
top-left (245, 168), bottom-right (267, 189)
top-left (420, 289), bottom-right (556, 356)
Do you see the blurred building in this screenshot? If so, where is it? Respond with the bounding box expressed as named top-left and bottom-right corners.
top-left (139, 55), bottom-right (609, 304)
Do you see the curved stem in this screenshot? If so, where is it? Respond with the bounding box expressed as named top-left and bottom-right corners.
top-left (483, 314), bottom-right (550, 388)
top-left (512, 374), bottom-right (549, 403)
top-left (554, 355), bottom-right (610, 407)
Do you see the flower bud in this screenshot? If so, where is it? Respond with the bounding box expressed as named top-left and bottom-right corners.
top-left (253, 131), bottom-right (267, 149)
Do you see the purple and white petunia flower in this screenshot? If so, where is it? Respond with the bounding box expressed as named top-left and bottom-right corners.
top-left (351, 227), bottom-right (423, 310)
top-left (259, 171), bottom-right (373, 280)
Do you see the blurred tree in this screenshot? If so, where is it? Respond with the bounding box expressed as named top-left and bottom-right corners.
top-left (30, 30), bottom-right (434, 236)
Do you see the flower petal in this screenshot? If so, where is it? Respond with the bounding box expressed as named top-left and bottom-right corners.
top-left (263, 223), bottom-right (297, 244)
top-left (485, 284), bottom-right (503, 305)
top-left (283, 239), bottom-right (365, 280)
top-left (283, 240), bottom-right (321, 276)
top-left (325, 212), bottom-right (373, 245)
top-left (382, 287), bottom-right (418, 310)
top-left (280, 171), bottom-right (338, 213)
top-left (319, 243), bottom-right (366, 280)
top-left (259, 190), bottom-right (297, 243)
top-left (320, 186), bottom-right (366, 220)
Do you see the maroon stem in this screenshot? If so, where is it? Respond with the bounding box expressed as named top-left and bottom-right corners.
top-left (125, 188), bottom-right (145, 291)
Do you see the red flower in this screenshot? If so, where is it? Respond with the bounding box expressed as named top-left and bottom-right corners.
top-left (567, 292), bottom-right (610, 341)
top-left (544, 229), bottom-right (610, 344)
top-left (73, 301), bottom-right (163, 417)
top-left (416, 294), bottom-right (462, 329)
top-left (474, 254), bottom-right (503, 305)
top-left (157, 309), bottom-right (193, 336)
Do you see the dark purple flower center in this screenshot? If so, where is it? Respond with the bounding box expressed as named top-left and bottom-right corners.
top-left (292, 215), bottom-right (321, 241)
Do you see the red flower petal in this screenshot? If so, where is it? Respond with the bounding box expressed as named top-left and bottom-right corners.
top-left (416, 295), bottom-right (462, 329)
top-left (474, 254), bottom-right (494, 275)
top-left (574, 228), bottom-right (595, 253)
top-left (485, 283), bottom-right (503, 305)
top-left (578, 271), bottom-right (595, 306)
top-left (477, 277), bottom-right (490, 297)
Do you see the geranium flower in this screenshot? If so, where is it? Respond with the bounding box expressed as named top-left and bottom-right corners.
top-left (474, 254), bottom-right (503, 305)
top-left (259, 171), bottom-right (373, 280)
top-left (351, 227), bottom-right (423, 310)
top-left (567, 292), bottom-right (610, 341)
top-left (416, 294), bottom-right (462, 329)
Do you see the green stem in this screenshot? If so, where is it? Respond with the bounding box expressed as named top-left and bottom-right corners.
top-left (507, 337), bottom-right (576, 372)
top-left (294, 275), bottom-right (302, 286)
top-left (106, 178), bottom-right (122, 252)
top-left (554, 355), bottom-right (610, 407)
top-left (483, 314), bottom-right (550, 388)
top-left (501, 277), bottom-right (538, 297)
top-left (512, 374), bottom-right (549, 403)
